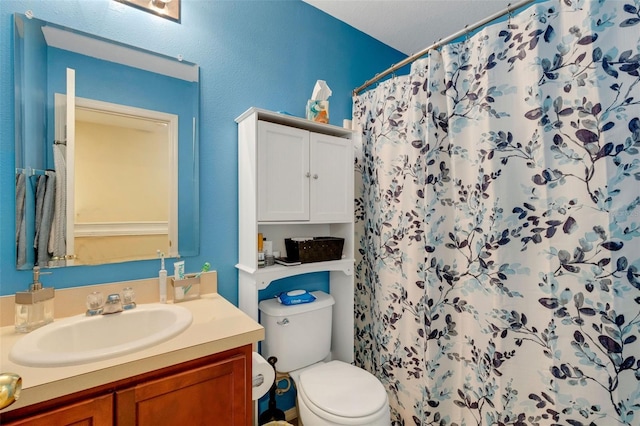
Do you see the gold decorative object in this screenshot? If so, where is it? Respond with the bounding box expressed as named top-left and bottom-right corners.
top-left (0, 373), bottom-right (22, 409)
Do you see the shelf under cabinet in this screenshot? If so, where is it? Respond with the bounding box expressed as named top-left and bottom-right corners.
top-left (236, 258), bottom-right (354, 290)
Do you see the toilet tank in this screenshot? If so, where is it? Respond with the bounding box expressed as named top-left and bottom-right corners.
top-left (259, 291), bottom-right (334, 372)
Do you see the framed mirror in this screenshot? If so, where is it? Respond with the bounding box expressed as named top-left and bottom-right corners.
top-left (14, 13), bottom-right (199, 269)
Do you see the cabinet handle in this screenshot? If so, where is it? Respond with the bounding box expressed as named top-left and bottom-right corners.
top-left (313, 174), bottom-right (318, 179)
top-left (305, 172), bottom-right (311, 178)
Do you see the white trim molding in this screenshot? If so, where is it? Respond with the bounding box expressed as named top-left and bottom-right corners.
top-left (74, 222), bottom-right (169, 237)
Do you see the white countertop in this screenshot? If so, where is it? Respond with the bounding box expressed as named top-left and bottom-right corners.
top-left (0, 293), bottom-right (264, 413)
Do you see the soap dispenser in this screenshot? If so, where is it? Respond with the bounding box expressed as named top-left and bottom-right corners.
top-left (15, 267), bottom-right (55, 333)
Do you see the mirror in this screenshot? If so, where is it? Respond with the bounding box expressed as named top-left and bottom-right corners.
top-left (14, 13), bottom-right (199, 269)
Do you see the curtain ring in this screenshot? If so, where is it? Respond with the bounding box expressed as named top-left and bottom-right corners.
top-left (507, 3), bottom-right (513, 27)
top-left (464, 25), bottom-right (470, 42)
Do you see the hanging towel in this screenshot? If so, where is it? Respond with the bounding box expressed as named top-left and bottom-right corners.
top-left (34, 174), bottom-right (47, 255)
top-left (15, 171), bottom-right (26, 268)
top-left (49, 143), bottom-right (67, 258)
top-left (38, 171), bottom-right (56, 266)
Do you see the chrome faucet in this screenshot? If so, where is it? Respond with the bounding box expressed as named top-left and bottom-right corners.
top-left (103, 294), bottom-right (123, 314)
top-left (86, 289), bottom-right (135, 316)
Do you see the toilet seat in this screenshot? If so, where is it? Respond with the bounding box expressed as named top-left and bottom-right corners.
top-left (297, 361), bottom-right (388, 421)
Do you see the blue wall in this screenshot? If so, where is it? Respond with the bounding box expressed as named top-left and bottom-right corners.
top-left (0, 0), bottom-right (405, 304)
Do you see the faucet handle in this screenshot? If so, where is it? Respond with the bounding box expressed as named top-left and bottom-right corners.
top-left (122, 287), bottom-right (136, 310)
top-left (86, 291), bottom-right (104, 316)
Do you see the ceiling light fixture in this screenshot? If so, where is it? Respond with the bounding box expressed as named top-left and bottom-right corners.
top-left (151, 0), bottom-right (171, 9)
top-left (117, 0), bottom-right (180, 22)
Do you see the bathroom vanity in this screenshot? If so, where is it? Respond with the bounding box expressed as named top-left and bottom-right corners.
top-left (0, 289), bottom-right (264, 425)
top-left (3, 346), bottom-right (250, 425)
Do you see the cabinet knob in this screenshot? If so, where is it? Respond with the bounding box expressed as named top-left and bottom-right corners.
top-left (305, 172), bottom-right (311, 178)
top-left (313, 174), bottom-right (318, 179)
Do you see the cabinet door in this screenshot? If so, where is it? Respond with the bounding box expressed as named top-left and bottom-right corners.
top-left (4, 393), bottom-right (113, 426)
top-left (257, 121), bottom-right (309, 221)
top-left (115, 353), bottom-right (249, 426)
top-left (309, 133), bottom-right (354, 222)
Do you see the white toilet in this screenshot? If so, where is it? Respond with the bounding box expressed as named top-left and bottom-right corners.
top-left (259, 291), bottom-right (390, 426)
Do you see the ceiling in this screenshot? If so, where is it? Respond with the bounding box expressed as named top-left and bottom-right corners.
top-left (302, 0), bottom-right (516, 56)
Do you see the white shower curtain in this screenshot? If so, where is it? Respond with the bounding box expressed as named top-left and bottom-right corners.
top-left (353, 0), bottom-right (640, 424)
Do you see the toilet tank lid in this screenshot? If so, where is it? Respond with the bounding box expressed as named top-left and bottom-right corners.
top-left (259, 291), bottom-right (334, 317)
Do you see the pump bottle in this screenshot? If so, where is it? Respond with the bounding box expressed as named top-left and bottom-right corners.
top-left (15, 267), bottom-right (55, 333)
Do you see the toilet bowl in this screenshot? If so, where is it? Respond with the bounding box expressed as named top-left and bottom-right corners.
top-left (290, 361), bottom-right (390, 426)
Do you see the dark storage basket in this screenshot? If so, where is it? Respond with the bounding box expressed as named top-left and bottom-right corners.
top-left (284, 237), bottom-right (345, 263)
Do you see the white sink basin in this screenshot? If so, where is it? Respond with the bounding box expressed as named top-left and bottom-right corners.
top-left (9, 304), bottom-right (193, 367)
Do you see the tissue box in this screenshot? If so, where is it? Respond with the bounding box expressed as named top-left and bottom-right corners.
top-left (306, 100), bottom-right (329, 123)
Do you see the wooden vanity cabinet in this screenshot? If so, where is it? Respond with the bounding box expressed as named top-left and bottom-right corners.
top-left (1, 345), bottom-right (252, 426)
top-left (116, 347), bottom-right (249, 425)
top-left (3, 394), bottom-right (113, 426)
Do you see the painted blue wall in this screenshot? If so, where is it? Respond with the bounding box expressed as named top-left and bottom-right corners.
top-left (0, 0), bottom-right (405, 304)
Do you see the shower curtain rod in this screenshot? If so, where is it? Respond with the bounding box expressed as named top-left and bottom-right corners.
top-left (353, 0), bottom-right (536, 96)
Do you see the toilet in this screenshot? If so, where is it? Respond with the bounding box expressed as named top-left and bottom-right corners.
top-left (259, 291), bottom-right (390, 426)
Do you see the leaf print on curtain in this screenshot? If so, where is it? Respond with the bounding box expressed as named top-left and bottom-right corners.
top-left (352, 0), bottom-right (640, 424)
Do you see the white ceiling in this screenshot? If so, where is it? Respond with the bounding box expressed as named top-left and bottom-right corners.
top-left (302, 0), bottom-right (516, 56)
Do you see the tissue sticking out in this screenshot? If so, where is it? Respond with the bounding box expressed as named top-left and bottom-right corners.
top-left (306, 80), bottom-right (331, 124)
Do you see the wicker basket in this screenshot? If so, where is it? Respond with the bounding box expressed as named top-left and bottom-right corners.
top-left (284, 237), bottom-right (345, 263)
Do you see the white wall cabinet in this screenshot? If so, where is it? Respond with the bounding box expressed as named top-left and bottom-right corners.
top-left (257, 121), bottom-right (353, 223)
top-left (236, 108), bottom-right (355, 364)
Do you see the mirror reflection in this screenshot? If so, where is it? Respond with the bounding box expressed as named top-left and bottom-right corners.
top-left (14, 13), bottom-right (200, 269)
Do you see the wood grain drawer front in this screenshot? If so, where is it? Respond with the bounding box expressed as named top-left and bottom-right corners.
top-left (116, 353), bottom-right (249, 426)
top-left (3, 393), bottom-right (113, 426)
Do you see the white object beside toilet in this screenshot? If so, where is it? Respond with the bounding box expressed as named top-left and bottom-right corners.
top-left (259, 291), bottom-right (390, 426)
top-left (252, 351), bottom-right (275, 401)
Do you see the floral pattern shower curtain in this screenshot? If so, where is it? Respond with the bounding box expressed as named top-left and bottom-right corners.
top-left (353, 0), bottom-right (640, 424)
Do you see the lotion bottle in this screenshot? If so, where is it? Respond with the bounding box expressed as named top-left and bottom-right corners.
top-left (158, 251), bottom-right (167, 303)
